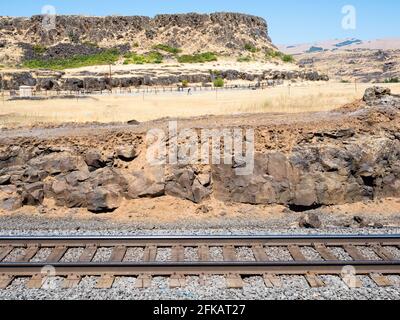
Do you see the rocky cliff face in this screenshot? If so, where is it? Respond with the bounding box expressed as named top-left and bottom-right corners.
top-left (0, 87), bottom-right (399, 213)
top-left (0, 13), bottom-right (273, 64)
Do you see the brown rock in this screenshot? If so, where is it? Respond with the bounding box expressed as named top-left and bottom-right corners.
top-left (299, 213), bottom-right (322, 229)
top-left (116, 145), bottom-right (138, 162)
top-left (85, 149), bottom-right (105, 171)
top-left (86, 186), bottom-right (120, 213)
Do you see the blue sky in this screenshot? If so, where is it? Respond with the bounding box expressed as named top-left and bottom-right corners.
top-left (1, 0), bottom-right (399, 44)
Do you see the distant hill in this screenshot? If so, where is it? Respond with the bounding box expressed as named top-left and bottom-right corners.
top-left (278, 38), bottom-right (400, 55)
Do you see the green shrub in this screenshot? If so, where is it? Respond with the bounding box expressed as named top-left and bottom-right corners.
top-left (33, 44), bottom-right (47, 55)
top-left (282, 54), bottom-right (295, 63)
top-left (153, 44), bottom-right (182, 54)
top-left (384, 77), bottom-right (399, 83)
top-left (181, 80), bottom-right (189, 87)
top-left (23, 49), bottom-right (120, 70)
top-left (244, 43), bottom-right (258, 53)
top-left (177, 52), bottom-right (217, 63)
top-left (237, 55), bottom-right (252, 62)
top-left (213, 77), bottom-right (224, 88)
top-left (265, 49), bottom-right (282, 59)
top-left (265, 49), bottom-right (294, 63)
top-left (123, 51), bottom-right (163, 64)
top-left (132, 42), bottom-right (139, 48)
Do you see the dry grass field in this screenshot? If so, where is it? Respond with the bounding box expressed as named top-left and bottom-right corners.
top-left (1, 82), bottom-right (400, 126)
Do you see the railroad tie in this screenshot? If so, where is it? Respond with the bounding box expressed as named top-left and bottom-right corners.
top-left (134, 274), bottom-right (152, 288)
top-left (169, 274), bottom-right (186, 288)
top-left (46, 246), bottom-right (67, 263)
top-left (17, 245), bottom-right (39, 262)
top-left (371, 244), bottom-right (395, 261)
top-left (0, 246), bottom-right (12, 262)
top-left (252, 245), bottom-right (269, 261)
top-left (79, 245), bottom-right (97, 262)
top-left (26, 274), bottom-right (45, 289)
top-left (143, 246), bottom-right (157, 262)
top-left (63, 274), bottom-right (81, 289)
top-left (263, 274), bottom-right (281, 288)
top-left (109, 245), bottom-right (127, 262)
top-left (370, 273), bottom-right (392, 287)
top-left (305, 273), bottom-right (325, 288)
top-left (223, 245), bottom-right (237, 262)
top-left (341, 272), bottom-right (363, 288)
top-left (288, 245), bottom-right (306, 261)
top-left (343, 245), bottom-right (366, 261)
top-left (313, 243), bottom-right (337, 261)
top-left (171, 246), bottom-right (185, 262)
top-left (0, 274), bottom-right (14, 289)
top-left (226, 274), bottom-right (243, 289)
top-left (198, 245), bottom-right (209, 262)
top-left (95, 274), bottom-right (115, 289)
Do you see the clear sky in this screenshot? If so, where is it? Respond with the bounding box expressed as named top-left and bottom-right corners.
top-left (1, 0), bottom-right (399, 44)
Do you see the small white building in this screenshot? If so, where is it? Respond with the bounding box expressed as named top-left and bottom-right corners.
top-left (19, 86), bottom-right (33, 98)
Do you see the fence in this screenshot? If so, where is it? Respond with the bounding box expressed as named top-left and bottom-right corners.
top-left (3, 81), bottom-right (282, 99)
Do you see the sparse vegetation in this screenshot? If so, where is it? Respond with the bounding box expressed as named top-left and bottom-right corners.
top-left (265, 49), bottom-right (295, 63)
top-left (244, 43), bottom-right (258, 53)
top-left (123, 51), bottom-right (163, 64)
top-left (181, 80), bottom-right (189, 87)
top-left (153, 44), bottom-right (182, 55)
top-left (237, 55), bottom-right (252, 62)
top-left (384, 77), bottom-right (399, 83)
top-left (282, 54), bottom-right (295, 63)
top-left (32, 44), bottom-right (47, 55)
top-left (132, 42), bottom-right (139, 48)
top-left (213, 77), bottom-right (224, 87)
top-left (177, 52), bottom-right (217, 63)
top-left (23, 49), bottom-right (120, 70)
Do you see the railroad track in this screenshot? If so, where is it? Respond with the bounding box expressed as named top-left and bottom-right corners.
top-left (0, 235), bottom-right (399, 289)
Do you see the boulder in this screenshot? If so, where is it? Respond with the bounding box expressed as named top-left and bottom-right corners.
top-left (363, 86), bottom-right (391, 105)
top-left (116, 145), bottom-right (138, 162)
top-left (22, 182), bottom-right (44, 205)
top-left (127, 167), bottom-right (165, 199)
top-left (0, 175), bottom-right (11, 185)
top-left (1, 195), bottom-right (23, 211)
top-left (85, 149), bottom-right (106, 171)
top-left (86, 186), bottom-right (120, 213)
top-left (299, 213), bottom-right (322, 229)
top-left (28, 152), bottom-right (87, 175)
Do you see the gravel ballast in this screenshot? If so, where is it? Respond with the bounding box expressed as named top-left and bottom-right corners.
top-left (0, 215), bottom-right (399, 300)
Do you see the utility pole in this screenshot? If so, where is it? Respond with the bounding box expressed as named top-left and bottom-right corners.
top-left (109, 64), bottom-right (112, 94)
top-left (1, 72), bottom-right (4, 105)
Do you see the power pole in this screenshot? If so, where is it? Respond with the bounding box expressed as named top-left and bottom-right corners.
top-left (1, 72), bottom-right (4, 105)
top-left (109, 64), bottom-right (112, 93)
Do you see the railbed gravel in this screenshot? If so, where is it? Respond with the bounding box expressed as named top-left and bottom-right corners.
top-left (0, 215), bottom-right (399, 300)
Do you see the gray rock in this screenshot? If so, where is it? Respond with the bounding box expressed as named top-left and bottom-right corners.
top-left (116, 146), bottom-right (138, 162)
top-left (86, 186), bottom-right (120, 213)
top-left (299, 213), bottom-right (322, 229)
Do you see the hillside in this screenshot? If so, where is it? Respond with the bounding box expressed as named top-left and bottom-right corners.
top-left (0, 13), bottom-right (276, 67)
top-left (278, 38), bottom-right (400, 55)
top-left (278, 38), bottom-right (400, 83)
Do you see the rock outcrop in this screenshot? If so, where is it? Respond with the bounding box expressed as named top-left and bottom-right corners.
top-left (0, 69), bottom-right (328, 91)
top-left (0, 87), bottom-right (399, 213)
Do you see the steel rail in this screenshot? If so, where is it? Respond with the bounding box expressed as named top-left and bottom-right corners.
top-left (0, 261), bottom-right (399, 276)
top-left (0, 235), bottom-right (399, 247)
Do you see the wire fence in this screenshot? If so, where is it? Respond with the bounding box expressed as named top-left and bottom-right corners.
top-left (3, 81), bottom-right (283, 99)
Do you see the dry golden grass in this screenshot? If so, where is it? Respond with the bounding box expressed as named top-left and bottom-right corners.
top-left (1, 82), bottom-right (399, 126)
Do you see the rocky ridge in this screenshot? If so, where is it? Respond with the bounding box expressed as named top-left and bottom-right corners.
top-left (0, 13), bottom-right (274, 65)
top-left (0, 87), bottom-right (399, 213)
